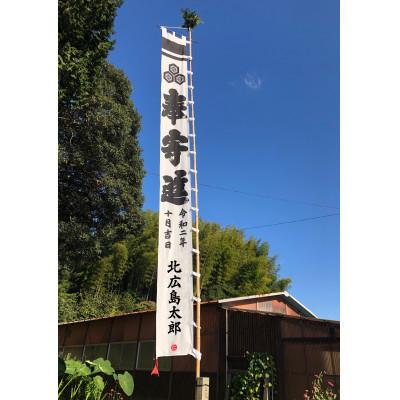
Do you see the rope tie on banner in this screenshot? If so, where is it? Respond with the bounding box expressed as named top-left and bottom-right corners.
top-left (191, 348), bottom-right (202, 360)
top-left (192, 321), bottom-right (201, 328)
top-left (192, 271), bottom-right (201, 278)
top-left (193, 296), bottom-right (201, 303)
top-left (190, 169), bottom-right (197, 174)
top-left (191, 206), bottom-right (199, 212)
top-left (192, 248), bottom-right (200, 254)
top-left (191, 187), bottom-right (198, 192)
top-left (191, 227), bottom-right (199, 233)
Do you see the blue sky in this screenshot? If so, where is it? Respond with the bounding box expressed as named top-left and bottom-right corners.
top-left (108, 0), bottom-right (340, 320)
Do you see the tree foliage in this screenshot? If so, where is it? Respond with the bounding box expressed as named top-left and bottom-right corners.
top-left (122, 211), bottom-right (291, 302)
top-left (181, 9), bottom-right (202, 29)
top-left (59, 0), bottom-right (123, 103)
top-left (59, 210), bottom-right (291, 322)
top-left (59, 0), bottom-right (144, 291)
top-left (199, 219), bottom-right (290, 299)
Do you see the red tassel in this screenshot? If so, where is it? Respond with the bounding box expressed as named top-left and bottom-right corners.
top-left (151, 359), bottom-right (159, 376)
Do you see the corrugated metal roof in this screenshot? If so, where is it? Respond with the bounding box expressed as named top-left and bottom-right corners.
top-left (217, 291), bottom-right (318, 318)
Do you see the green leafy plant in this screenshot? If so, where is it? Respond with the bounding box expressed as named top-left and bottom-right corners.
top-left (230, 352), bottom-right (277, 400)
top-left (58, 357), bottom-right (134, 400)
top-left (181, 8), bottom-right (202, 29)
top-left (303, 371), bottom-right (337, 400)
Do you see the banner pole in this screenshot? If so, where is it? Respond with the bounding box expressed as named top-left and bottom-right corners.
top-left (187, 27), bottom-right (201, 379)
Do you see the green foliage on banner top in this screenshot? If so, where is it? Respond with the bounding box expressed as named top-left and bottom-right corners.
top-left (181, 9), bottom-right (203, 29)
top-left (58, 357), bottom-right (134, 399)
top-left (230, 352), bottom-right (277, 400)
top-left (59, 0), bottom-right (144, 296)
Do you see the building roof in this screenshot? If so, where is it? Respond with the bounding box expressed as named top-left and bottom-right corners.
top-left (218, 291), bottom-right (318, 318)
top-left (59, 291), bottom-right (319, 325)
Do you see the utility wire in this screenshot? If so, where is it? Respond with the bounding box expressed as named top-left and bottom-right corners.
top-left (146, 172), bottom-right (339, 210)
top-left (241, 213), bottom-right (340, 230)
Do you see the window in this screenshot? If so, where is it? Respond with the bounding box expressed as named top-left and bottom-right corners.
top-left (83, 344), bottom-right (108, 361)
top-left (108, 342), bottom-right (137, 371)
top-left (136, 341), bottom-right (171, 371)
top-left (62, 346), bottom-right (84, 360)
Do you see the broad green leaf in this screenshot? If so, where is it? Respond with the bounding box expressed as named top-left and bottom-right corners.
top-left (65, 359), bottom-right (90, 376)
top-left (87, 358), bottom-right (115, 375)
top-left (118, 371), bottom-right (134, 396)
top-left (93, 375), bottom-right (105, 392)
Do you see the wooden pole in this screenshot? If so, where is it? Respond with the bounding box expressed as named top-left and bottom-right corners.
top-left (187, 27), bottom-right (201, 379)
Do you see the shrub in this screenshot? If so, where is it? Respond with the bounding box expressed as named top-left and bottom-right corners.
top-left (230, 352), bottom-right (277, 400)
top-left (304, 371), bottom-right (337, 400)
top-left (58, 357), bottom-right (134, 400)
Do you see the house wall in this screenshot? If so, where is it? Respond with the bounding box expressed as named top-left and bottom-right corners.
top-left (223, 308), bottom-right (340, 400)
top-left (58, 301), bottom-right (340, 400)
top-left (59, 304), bottom-right (222, 400)
top-left (280, 317), bottom-right (340, 400)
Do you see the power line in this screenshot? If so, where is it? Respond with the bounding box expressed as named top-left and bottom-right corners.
top-left (198, 182), bottom-right (339, 210)
top-left (241, 213), bottom-right (340, 230)
top-left (146, 172), bottom-right (339, 210)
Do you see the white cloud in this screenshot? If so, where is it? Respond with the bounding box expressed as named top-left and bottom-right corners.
top-left (243, 72), bottom-right (263, 90)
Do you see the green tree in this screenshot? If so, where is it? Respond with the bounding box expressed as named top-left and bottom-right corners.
top-left (85, 241), bottom-right (129, 292)
top-left (59, 60), bottom-right (144, 290)
top-left (123, 210), bottom-right (159, 299)
top-left (59, 0), bottom-right (123, 104)
top-left (59, 0), bottom-right (144, 291)
top-left (128, 211), bottom-right (291, 301)
top-left (58, 210), bottom-right (291, 322)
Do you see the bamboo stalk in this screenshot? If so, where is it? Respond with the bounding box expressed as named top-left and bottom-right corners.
top-left (187, 28), bottom-right (201, 379)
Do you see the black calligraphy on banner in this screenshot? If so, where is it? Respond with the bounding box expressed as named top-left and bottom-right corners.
top-left (167, 274), bottom-right (181, 289)
top-left (161, 170), bottom-right (189, 205)
top-left (177, 208), bottom-right (189, 248)
top-left (167, 260), bottom-right (182, 273)
top-left (167, 260), bottom-right (183, 335)
top-left (164, 211), bottom-right (173, 249)
top-left (161, 89), bottom-right (187, 125)
top-left (161, 129), bottom-right (188, 166)
top-left (169, 290), bottom-right (181, 305)
top-left (168, 305), bottom-right (182, 319)
top-left (168, 321), bottom-right (181, 334)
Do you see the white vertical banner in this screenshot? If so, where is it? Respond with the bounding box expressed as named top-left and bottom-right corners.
top-left (156, 28), bottom-right (194, 359)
